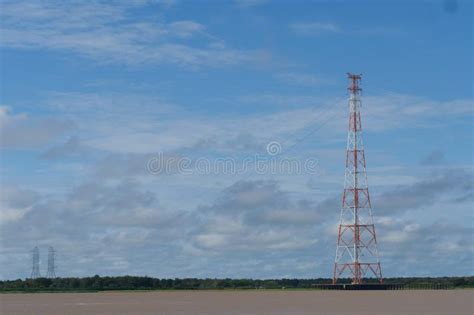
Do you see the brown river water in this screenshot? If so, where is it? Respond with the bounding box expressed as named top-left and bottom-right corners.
top-left (1, 290), bottom-right (472, 315)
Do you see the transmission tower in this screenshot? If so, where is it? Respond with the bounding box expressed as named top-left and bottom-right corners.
top-left (333, 73), bottom-right (383, 284)
top-left (46, 246), bottom-right (56, 278)
top-left (30, 246), bottom-right (41, 279)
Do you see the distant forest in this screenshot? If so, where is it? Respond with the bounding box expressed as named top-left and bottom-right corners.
top-left (1, 276), bottom-right (473, 292)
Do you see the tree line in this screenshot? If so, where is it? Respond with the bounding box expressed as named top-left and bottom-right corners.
top-left (0, 276), bottom-right (473, 292)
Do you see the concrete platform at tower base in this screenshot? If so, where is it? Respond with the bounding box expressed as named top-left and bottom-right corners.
top-left (313, 283), bottom-right (450, 290)
top-left (313, 284), bottom-right (404, 290)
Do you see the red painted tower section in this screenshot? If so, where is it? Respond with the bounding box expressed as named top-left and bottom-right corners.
top-left (333, 73), bottom-right (383, 285)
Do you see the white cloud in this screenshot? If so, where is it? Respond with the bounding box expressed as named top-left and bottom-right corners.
top-left (373, 170), bottom-right (474, 215)
top-left (240, 93), bottom-right (473, 136)
top-left (290, 22), bottom-right (341, 35)
top-left (261, 208), bottom-right (320, 224)
top-left (190, 180), bottom-right (323, 254)
top-left (0, 186), bottom-right (39, 224)
top-left (234, 0), bottom-right (269, 8)
top-left (1, 167), bottom-right (473, 278)
top-left (0, 1), bottom-right (253, 67)
top-left (10, 90), bottom-right (469, 157)
top-left (276, 72), bottom-right (331, 86)
top-left (168, 21), bottom-right (205, 38)
top-left (3, 90), bottom-right (471, 159)
top-left (41, 136), bottom-right (81, 160)
top-left (0, 106), bottom-right (74, 149)
top-left (362, 94), bottom-right (473, 131)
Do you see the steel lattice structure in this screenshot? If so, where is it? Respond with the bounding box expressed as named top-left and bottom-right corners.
top-left (46, 246), bottom-right (56, 278)
top-left (333, 73), bottom-right (383, 284)
top-left (30, 246), bottom-right (41, 279)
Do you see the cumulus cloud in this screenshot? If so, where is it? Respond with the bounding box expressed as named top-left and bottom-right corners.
top-left (0, 178), bottom-right (192, 278)
top-left (373, 170), bottom-right (473, 214)
top-left (377, 219), bottom-right (474, 276)
top-left (1, 167), bottom-right (473, 278)
top-left (1, 92), bottom-right (472, 278)
top-left (65, 179), bottom-right (185, 228)
top-left (191, 180), bottom-right (323, 254)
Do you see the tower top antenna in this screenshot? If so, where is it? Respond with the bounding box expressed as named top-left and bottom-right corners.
top-left (347, 72), bottom-right (362, 94)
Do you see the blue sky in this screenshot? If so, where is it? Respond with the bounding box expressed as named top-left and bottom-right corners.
top-left (0, 0), bottom-right (472, 280)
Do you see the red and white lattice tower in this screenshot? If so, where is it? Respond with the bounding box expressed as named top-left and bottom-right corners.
top-left (333, 73), bottom-right (383, 284)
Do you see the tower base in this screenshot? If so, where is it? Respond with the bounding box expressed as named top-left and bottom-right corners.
top-left (313, 284), bottom-right (402, 290)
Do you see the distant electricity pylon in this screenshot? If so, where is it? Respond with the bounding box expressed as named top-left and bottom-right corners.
top-left (30, 246), bottom-right (41, 279)
top-left (46, 246), bottom-right (56, 278)
top-left (333, 73), bottom-right (383, 284)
